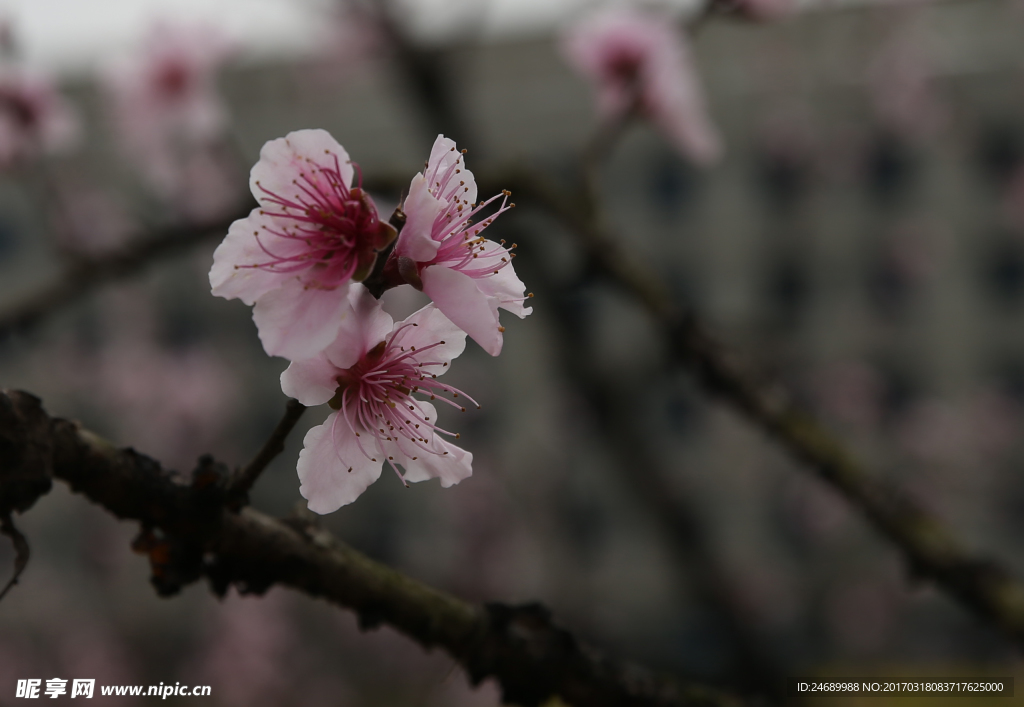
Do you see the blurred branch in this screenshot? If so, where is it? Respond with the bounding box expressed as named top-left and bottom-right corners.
top-left (371, 0), bottom-right (476, 151)
top-left (0, 389), bottom-right (743, 707)
top-left (517, 239), bottom-right (783, 700)
top-left (498, 167), bottom-right (1024, 649)
top-left (0, 205), bottom-right (252, 339)
top-left (0, 514), bottom-right (29, 601)
top-left (226, 398), bottom-right (307, 509)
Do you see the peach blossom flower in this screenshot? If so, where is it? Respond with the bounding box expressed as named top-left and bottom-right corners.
top-left (562, 8), bottom-right (721, 163)
top-left (388, 135), bottom-right (531, 356)
top-left (210, 129), bottom-right (396, 359)
top-left (0, 68), bottom-right (77, 167)
top-left (282, 285), bottom-right (473, 512)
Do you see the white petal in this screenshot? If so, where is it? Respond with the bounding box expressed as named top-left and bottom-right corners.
top-left (426, 134), bottom-right (478, 208)
top-left (391, 402), bottom-right (473, 488)
top-left (249, 129), bottom-right (354, 206)
top-left (209, 209), bottom-right (291, 305)
top-left (391, 304), bottom-right (467, 378)
top-left (472, 240), bottom-right (533, 319)
top-left (280, 355), bottom-right (338, 405)
top-left (298, 412), bottom-right (382, 513)
top-left (252, 279), bottom-right (352, 360)
top-left (396, 173), bottom-right (443, 263)
top-left (421, 265), bottom-right (502, 356)
top-left (322, 284), bottom-right (394, 370)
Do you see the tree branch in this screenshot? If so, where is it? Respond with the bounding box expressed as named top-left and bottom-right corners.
top-left (0, 206), bottom-right (252, 339)
top-left (503, 169), bottom-right (1024, 649)
top-left (518, 243), bottom-right (782, 699)
top-left (0, 389), bottom-right (743, 707)
top-left (225, 398), bottom-right (307, 509)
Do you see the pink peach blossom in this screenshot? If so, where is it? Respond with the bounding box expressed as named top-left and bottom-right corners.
top-left (387, 135), bottom-right (531, 356)
top-left (0, 68), bottom-right (78, 167)
top-left (210, 129), bottom-right (396, 359)
top-left (104, 21), bottom-right (233, 198)
top-left (282, 285), bottom-right (473, 513)
top-left (562, 8), bottom-right (721, 164)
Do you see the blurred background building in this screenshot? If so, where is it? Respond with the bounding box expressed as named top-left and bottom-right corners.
top-left (1, 0), bottom-right (1024, 704)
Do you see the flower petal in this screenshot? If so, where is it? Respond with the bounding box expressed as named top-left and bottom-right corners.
top-left (421, 265), bottom-right (502, 356)
top-left (392, 304), bottom-right (467, 378)
top-left (250, 129), bottom-right (354, 203)
top-left (426, 134), bottom-right (478, 208)
top-left (472, 241), bottom-right (533, 319)
top-left (209, 209), bottom-right (292, 304)
top-left (297, 412), bottom-right (382, 513)
top-left (390, 401), bottom-right (473, 488)
top-left (252, 279), bottom-right (352, 360)
top-left (396, 173), bottom-right (443, 262)
top-left (322, 284), bottom-right (394, 370)
top-left (280, 354), bottom-right (338, 405)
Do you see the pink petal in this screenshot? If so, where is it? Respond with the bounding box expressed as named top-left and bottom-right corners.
top-left (389, 402), bottom-right (473, 488)
top-left (393, 304), bottom-right (467, 377)
top-left (421, 265), bottom-right (503, 356)
top-left (297, 413), bottom-right (382, 513)
top-left (209, 209), bottom-right (294, 305)
top-left (249, 129), bottom-right (354, 206)
top-left (472, 241), bottom-right (533, 319)
top-left (426, 134), bottom-right (478, 207)
top-left (252, 279), bottom-right (352, 360)
top-left (396, 173), bottom-right (443, 262)
top-left (323, 284), bottom-right (394, 370)
top-left (280, 354), bottom-right (338, 405)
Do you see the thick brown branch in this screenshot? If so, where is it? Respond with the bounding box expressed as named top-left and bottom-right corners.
top-left (0, 389), bottom-right (742, 707)
top-left (0, 206), bottom-right (251, 339)
top-left (226, 398), bottom-right (306, 508)
top-left (504, 170), bottom-right (1024, 649)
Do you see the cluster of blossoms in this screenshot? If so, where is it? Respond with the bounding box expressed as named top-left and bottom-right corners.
top-left (211, 129), bottom-right (531, 513)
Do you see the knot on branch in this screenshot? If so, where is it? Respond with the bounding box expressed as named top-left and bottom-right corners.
top-left (470, 603), bottom-right (733, 707)
top-left (0, 390), bottom-right (54, 515)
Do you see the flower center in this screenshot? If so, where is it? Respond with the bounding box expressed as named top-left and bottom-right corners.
top-left (244, 156), bottom-right (392, 288)
top-left (421, 149), bottom-right (517, 281)
top-left (0, 88), bottom-right (39, 130)
top-left (154, 61), bottom-right (191, 97)
top-left (328, 324), bottom-right (477, 473)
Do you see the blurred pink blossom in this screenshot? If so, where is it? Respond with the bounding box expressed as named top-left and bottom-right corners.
top-left (0, 68), bottom-right (78, 167)
top-left (300, 3), bottom-right (385, 91)
top-left (51, 181), bottom-right (136, 256)
top-left (210, 129), bottom-right (395, 360)
top-left (389, 135), bottom-right (531, 356)
top-left (867, 11), bottom-right (946, 140)
top-left (893, 391), bottom-right (1020, 466)
top-left (561, 8), bottom-right (721, 163)
top-left (92, 339), bottom-right (240, 472)
top-left (809, 360), bottom-right (884, 431)
top-left (104, 22), bottom-right (236, 208)
top-left (193, 591), bottom-right (295, 707)
top-left (282, 286), bottom-right (474, 513)
top-left (825, 577), bottom-right (897, 653)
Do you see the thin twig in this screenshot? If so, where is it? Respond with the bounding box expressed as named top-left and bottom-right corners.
top-left (0, 206), bottom-right (251, 339)
top-left (502, 168), bottom-right (1024, 649)
top-left (0, 514), bottom-right (29, 601)
top-left (226, 398), bottom-right (307, 508)
top-left (0, 389), bottom-right (743, 707)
